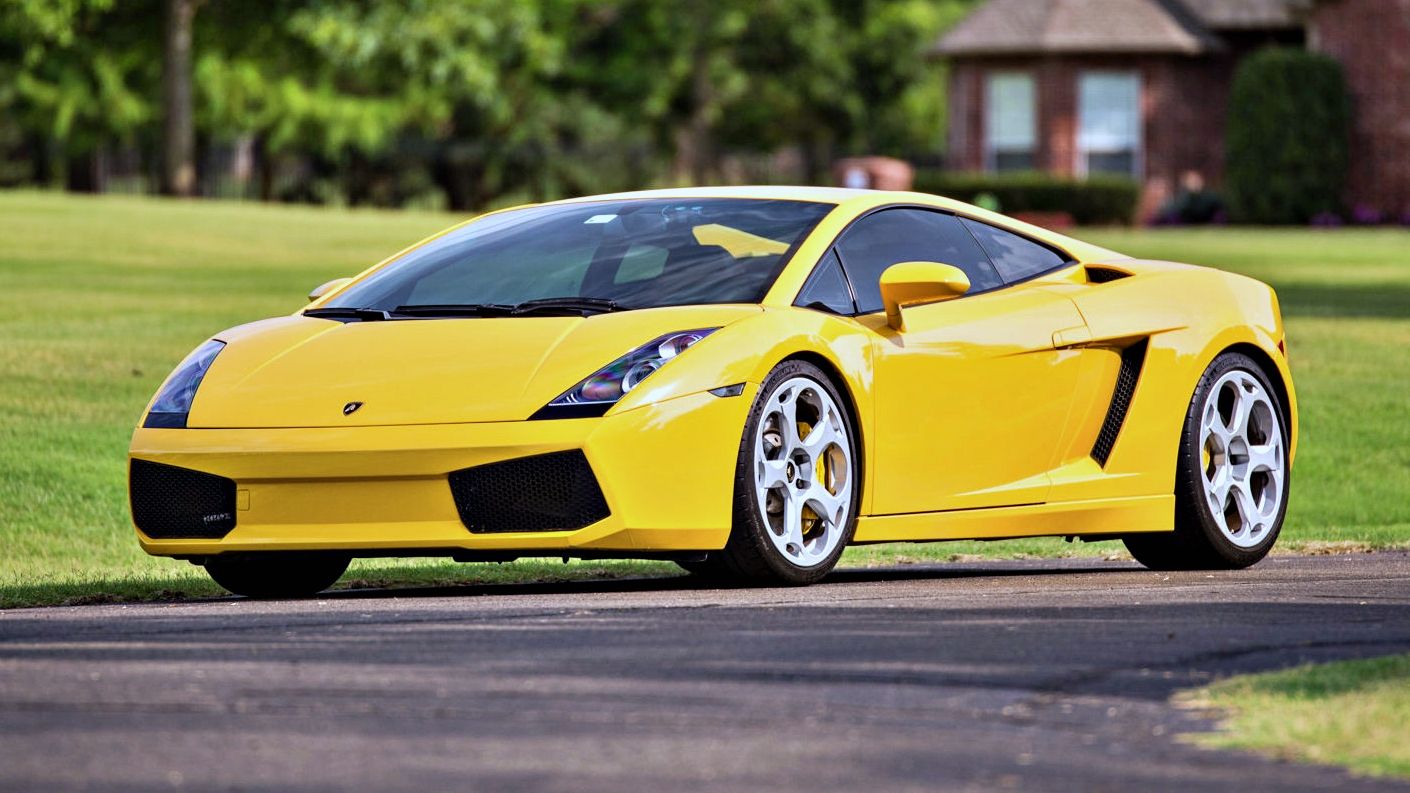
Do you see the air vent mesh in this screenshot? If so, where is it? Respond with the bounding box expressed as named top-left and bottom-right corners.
top-left (448, 450), bottom-right (610, 533)
top-left (129, 459), bottom-right (238, 539)
top-left (1092, 341), bottom-right (1148, 466)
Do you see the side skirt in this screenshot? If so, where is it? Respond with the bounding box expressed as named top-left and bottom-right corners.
top-left (851, 494), bottom-right (1173, 544)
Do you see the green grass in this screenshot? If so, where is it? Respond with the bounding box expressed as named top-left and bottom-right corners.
top-left (1, 191), bottom-right (1407, 607)
top-left (1182, 654), bottom-right (1410, 778)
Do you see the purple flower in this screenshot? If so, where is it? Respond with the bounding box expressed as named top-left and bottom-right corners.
top-left (1310, 211), bottom-right (1344, 228)
top-left (1351, 204), bottom-right (1385, 225)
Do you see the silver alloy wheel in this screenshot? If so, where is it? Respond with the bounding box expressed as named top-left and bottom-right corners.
top-left (1198, 369), bottom-right (1286, 549)
top-left (753, 376), bottom-right (854, 567)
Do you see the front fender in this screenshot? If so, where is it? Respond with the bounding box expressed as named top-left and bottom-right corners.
top-left (614, 307), bottom-right (878, 514)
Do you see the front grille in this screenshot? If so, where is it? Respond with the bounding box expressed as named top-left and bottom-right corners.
top-left (448, 450), bottom-right (610, 533)
top-left (1091, 340), bottom-right (1148, 466)
top-left (129, 459), bottom-right (238, 539)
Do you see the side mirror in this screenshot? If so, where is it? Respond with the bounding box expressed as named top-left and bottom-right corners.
top-left (879, 261), bottom-right (971, 331)
top-left (307, 277), bottom-right (353, 303)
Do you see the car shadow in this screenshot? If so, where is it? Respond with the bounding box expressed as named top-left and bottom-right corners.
top-left (0, 558), bottom-right (1142, 610)
top-left (315, 558), bottom-right (1142, 603)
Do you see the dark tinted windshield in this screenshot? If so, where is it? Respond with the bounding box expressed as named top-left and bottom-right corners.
top-left (324, 198), bottom-right (833, 312)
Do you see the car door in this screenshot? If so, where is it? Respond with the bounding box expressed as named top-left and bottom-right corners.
top-left (832, 208), bottom-right (1090, 514)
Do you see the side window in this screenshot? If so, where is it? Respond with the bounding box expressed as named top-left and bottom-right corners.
top-left (794, 250), bottom-right (856, 315)
top-left (960, 218), bottom-right (1069, 283)
top-left (834, 208), bottom-right (1002, 314)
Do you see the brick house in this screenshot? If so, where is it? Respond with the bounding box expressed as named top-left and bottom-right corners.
top-left (933, 0), bottom-right (1410, 220)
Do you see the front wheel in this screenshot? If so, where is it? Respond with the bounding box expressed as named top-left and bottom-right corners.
top-left (204, 552), bottom-right (351, 598)
top-left (711, 361), bottom-right (860, 585)
top-left (1125, 352), bottom-right (1289, 570)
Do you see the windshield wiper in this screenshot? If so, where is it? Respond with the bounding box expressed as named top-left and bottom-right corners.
top-left (390, 303), bottom-right (514, 318)
top-left (510, 297), bottom-right (625, 316)
top-left (312, 299), bottom-right (625, 321)
top-left (304, 307), bottom-right (392, 322)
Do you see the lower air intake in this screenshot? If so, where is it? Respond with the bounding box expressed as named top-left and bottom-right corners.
top-left (129, 459), bottom-right (238, 539)
top-left (448, 450), bottom-right (610, 533)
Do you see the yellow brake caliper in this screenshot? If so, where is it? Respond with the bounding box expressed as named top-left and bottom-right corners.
top-left (798, 420), bottom-right (820, 538)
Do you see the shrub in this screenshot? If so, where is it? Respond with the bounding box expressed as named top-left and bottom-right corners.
top-left (1154, 189), bottom-right (1226, 225)
top-left (912, 171), bottom-right (1139, 225)
top-left (1225, 48), bottom-right (1352, 225)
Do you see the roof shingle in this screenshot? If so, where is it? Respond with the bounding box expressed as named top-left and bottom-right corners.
top-left (933, 0), bottom-right (1300, 57)
top-left (933, 0), bottom-right (1223, 56)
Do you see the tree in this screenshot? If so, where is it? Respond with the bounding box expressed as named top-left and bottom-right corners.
top-left (161, 0), bottom-right (197, 196)
top-left (1225, 48), bottom-right (1352, 224)
top-left (0, 0), bottom-right (152, 190)
top-left (831, 0), bottom-right (978, 157)
top-left (566, 0), bottom-right (854, 184)
top-left (0, 0), bottom-right (979, 204)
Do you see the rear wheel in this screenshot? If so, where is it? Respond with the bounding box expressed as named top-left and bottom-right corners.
top-left (204, 552), bottom-right (351, 598)
top-left (711, 361), bottom-right (860, 585)
top-left (1125, 352), bottom-right (1289, 570)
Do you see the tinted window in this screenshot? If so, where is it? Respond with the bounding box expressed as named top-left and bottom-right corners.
top-left (961, 218), bottom-right (1068, 283)
top-left (834, 209), bottom-right (1002, 314)
top-left (794, 250), bottom-right (856, 315)
top-left (326, 199), bottom-right (832, 312)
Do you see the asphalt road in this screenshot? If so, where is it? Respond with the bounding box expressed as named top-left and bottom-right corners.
top-left (2, 553), bottom-right (1409, 793)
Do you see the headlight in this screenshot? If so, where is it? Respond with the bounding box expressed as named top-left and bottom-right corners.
top-left (532, 329), bottom-right (717, 419)
top-left (143, 340), bottom-right (225, 428)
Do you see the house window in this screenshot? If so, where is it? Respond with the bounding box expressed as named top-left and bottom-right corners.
top-left (1077, 71), bottom-right (1142, 178)
top-left (985, 72), bottom-right (1036, 172)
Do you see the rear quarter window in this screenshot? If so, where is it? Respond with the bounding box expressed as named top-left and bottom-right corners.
top-left (960, 218), bottom-right (1070, 283)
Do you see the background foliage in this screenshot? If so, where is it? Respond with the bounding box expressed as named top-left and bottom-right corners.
top-left (912, 171), bottom-right (1140, 225)
top-left (1225, 47), bottom-right (1352, 225)
top-left (0, 0), bottom-right (980, 210)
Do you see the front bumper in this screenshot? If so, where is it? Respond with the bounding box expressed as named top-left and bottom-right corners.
top-left (129, 389), bottom-right (752, 558)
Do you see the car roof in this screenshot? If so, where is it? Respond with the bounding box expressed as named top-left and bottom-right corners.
top-left (546, 185), bottom-right (873, 205)
top-left (536, 185), bottom-right (1126, 265)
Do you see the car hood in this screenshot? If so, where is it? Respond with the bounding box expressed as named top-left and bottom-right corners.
top-left (185, 304), bottom-right (761, 428)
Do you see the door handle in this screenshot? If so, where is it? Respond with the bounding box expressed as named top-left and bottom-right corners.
top-left (1052, 325), bottom-right (1093, 349)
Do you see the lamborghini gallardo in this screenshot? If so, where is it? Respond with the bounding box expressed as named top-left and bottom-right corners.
top-left (129, 187), bottom-right (1296, 596)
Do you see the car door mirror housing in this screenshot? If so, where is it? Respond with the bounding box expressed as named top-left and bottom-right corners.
top-left (307, 277), bottom-right (353, 303)
top-left (879, 261), bottom-right (971, 331)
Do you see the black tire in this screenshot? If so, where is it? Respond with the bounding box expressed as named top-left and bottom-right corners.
top-left (1124, 352), bottom-right (1290, 570)
top-left (204, 552), bottom-right (351, 598)
top-left (712, 360), bottom-right (861, 585)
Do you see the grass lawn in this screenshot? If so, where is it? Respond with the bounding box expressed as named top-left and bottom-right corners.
top-left (1181, 654), bottom-right (1410, 779)
top-left (1, 191), bottom-right (1407, 607)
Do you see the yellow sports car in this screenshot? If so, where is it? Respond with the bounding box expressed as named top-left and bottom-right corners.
top-left (129, 187), bottom-right (1296, 596)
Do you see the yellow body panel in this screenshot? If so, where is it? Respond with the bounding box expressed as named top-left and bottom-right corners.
top-left (132, 389), bottom-right (751, 555)
top-left (861, 282), bottom-right (1090, 513)
top-left (132, 186), bottom-right (1297, 560)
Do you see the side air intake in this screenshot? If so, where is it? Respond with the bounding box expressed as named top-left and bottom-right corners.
top-left (448, 450), bottom-right (610, 533)
top-left (1086, 265), bottom-right (1133, 283)
top-left (1091, 340), bottom-right (1148, 466)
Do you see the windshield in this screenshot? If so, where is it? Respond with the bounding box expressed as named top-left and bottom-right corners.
top-left (322, 198), bottom-right (833, 314)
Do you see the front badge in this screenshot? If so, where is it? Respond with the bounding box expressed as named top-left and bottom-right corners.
top-left (343, 401), bottom-right (363, 416)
